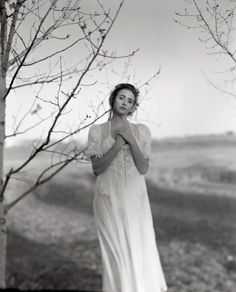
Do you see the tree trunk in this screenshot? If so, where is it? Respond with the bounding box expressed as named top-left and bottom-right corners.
top-left (0, 75), bottom-right (7, 288)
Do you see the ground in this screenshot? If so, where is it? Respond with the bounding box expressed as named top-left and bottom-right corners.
top-left (4, 133), bottom-right (236, 291)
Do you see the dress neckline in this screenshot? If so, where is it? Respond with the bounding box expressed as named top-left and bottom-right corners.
top-left (108, 119), bottom-right (111, 136)
top-left (108, 119), bottom-right (115, 141)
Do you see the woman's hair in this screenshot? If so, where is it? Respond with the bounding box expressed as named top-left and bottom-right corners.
top-left (109, 83), bottom-right (139, 118)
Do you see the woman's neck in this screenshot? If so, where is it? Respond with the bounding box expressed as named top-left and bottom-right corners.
top-left (110, 113), bottom-right (128, 130)
top-left (111, 112), bottom-right (127, 123)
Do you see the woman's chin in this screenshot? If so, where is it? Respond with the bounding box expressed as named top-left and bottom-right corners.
top-left (119, 113), bottom-right (128, 118)
top-left (114, 110), bottom-right (128, 117)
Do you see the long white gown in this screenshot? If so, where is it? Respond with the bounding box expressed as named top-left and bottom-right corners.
top-left (86, 120), bottom-right (167, 292)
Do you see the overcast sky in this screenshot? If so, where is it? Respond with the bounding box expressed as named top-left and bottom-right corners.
top-left (6, 0), bottom-right (236, 145)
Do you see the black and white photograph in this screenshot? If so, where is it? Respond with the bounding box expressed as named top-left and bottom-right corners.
top-left (1, 0), bottom-right (236, 291)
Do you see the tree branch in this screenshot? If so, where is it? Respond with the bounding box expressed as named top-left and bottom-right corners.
top-left (5, 0), bottom-right (59, 100)
top-left (1, 1), bottom-right (125, 198)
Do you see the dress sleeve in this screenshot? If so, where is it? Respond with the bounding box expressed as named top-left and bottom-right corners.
top-left (85, 125), bottom-right (103, 159)
top-left (138, 124), bottom-right (152, 159)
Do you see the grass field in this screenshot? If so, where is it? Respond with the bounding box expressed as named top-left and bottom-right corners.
top-left (4, 133), bottom-right (236, 291)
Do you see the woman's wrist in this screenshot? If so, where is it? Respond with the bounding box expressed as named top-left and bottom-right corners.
top-left (114, 140), bottom-right (123, 151)
top-left (129, 137), bottom-right (138, 148)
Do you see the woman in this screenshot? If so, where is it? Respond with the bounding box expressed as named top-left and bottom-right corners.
top-left (86, 83), bottom-right (167, 292)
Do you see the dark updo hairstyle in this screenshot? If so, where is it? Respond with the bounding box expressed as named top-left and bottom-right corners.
top-left (108, 83), bottom-right (139, 119)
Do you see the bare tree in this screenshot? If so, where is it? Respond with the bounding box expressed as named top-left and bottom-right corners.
top-left (0, 0), bottom-right (143, 287)
top-left (175, 0), bottom-right (236, 97)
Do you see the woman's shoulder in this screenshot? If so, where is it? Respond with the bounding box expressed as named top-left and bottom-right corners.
top-left (88, 123), bottom-right (101, 137)
top-left (89, 121), bottom-right (107, 130)
top-left (131, 122), bottom-right (151, 135)
top-left (88, 121), bottom-right (108, 137)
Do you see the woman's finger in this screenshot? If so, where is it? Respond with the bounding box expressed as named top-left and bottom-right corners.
top-left (119, 126), bottom-right (131, 136)
top-left (117, 131), bottom-right (128, 141)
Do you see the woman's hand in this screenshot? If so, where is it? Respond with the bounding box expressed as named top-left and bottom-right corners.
top-left (117, 120), bottom-right (136, 146)
top-left (115, 133), bottom-right (127, 148)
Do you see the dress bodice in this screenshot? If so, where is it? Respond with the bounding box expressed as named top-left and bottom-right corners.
top-left (86, 120), bottom-right (152, 177)
top-left (101, 124), bottom-right (136, 177)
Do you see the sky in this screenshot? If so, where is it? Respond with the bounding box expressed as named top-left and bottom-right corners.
top-left (6, 0), bottom-right (236, 146)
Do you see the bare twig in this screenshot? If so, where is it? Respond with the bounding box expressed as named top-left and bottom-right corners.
top-left (175, 0), bottom-right (236, 98)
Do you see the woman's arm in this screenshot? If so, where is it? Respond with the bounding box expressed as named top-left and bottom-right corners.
top-left (91, 135), bottom-right (126, 176)
top-left (129, 139), bottom-right (149, 175)
top-left (117, 122), bottom-right (149, 175)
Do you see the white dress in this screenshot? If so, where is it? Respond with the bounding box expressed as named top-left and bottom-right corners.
top-left (86, 120), bottom-right (167, 292)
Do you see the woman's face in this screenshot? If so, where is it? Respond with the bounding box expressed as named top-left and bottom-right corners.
top-left (113, 89), bottom-right (135, 116)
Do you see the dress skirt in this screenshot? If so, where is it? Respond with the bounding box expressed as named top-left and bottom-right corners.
top-left (93, 166), bottom-right (167, 292)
